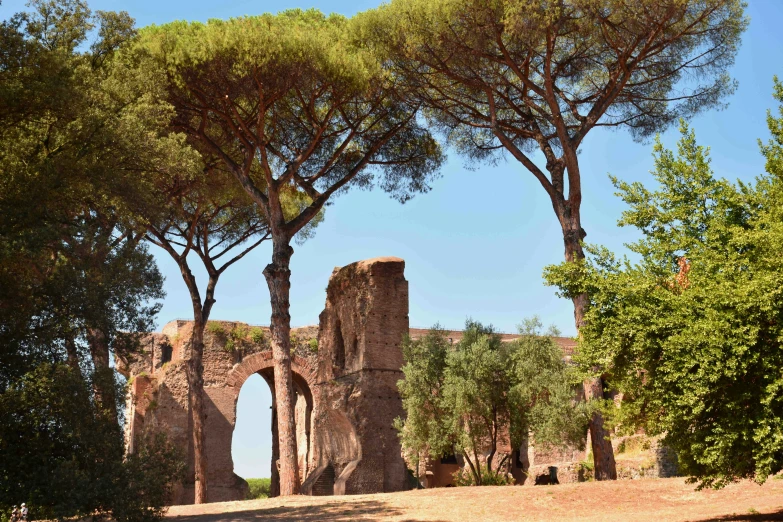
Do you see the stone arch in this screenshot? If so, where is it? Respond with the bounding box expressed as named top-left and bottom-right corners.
top-left (226, 351), bottom-right (317, 391)
top-left (227, 351), bottom-right (318, 495)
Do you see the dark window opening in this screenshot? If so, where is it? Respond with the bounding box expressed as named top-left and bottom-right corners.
top-left (334, 319), bottom-right (345, 369)
top-left (440, 454), bottom-right (458, 465)
top-left (161, 343), bottom-right (173, 364)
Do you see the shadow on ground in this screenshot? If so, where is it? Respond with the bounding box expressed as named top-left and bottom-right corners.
top-left (692, 508), bottom-right (783, 521)
top-left (167, 500), bottom-right (447, 522)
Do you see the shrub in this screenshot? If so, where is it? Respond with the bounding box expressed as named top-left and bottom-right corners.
top-left (111, 434), bottom-right (185, 522)
top-left (232, 324), bottom-right (250, 341)
top-left (0, 365), bottom-right (184, 521)
top-left (308, 338), bottom-right (318, 353)
top-left (452, 464), bottom-right (513, 486)
top-left (246, 478), bottom-right (271, 499)
top-left (578, 460), bottom-right (594, 482)
top-left (249, 327), bottom-right (265, 344)
top-left (206, 322), bottom-right (226, 336)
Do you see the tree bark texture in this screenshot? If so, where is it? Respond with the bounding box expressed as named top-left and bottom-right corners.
top-left (65, 333), bottom-right (81, 374)
top-left (564, 227), bottom-right (617, 481)
top-left (86, 328), bottom-right (118, 422)
top-left (179, 263), bottom-right (217, 505)
top-left (271, 400), bottom-right (281, 498)
top-left (263, 240), bottom-right (301, 496)
top-left (187, 322), bottom-right (209, 504)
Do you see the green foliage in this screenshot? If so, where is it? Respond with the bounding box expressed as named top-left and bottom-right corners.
top-left (232, 324), bottom-right (250, 341)
top-left (206, 322), bottom-right (226, 336)
top-left (249, 327), bottom-right (265, 344)
top-left (0, 0), bottom-right (166, 390)
top-left (396, 319), bottom-right (587, 486)
top-left (132, 9), bottom-right (443, 241)
top-left (0, 364), bottom-right (183, 521)
top-left (110, 434), bottom-right (185, 522)
top-left (245, 478), bottom-right (271, 500)
top-left (452, 464), bottom-right (512, 487)
top-left (308, 338), bottom-right (318, 353)
top-left (544, 83), bottom-right (783, 488)
top-left (0, 2), bottom-right (184, 518)
top-left (222, 324), bottom-right (252, 353)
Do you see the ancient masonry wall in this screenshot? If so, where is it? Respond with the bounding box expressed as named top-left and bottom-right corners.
top-left (119, 256), bottom-right (678, 502)
top-left (118, 257), bottom-right (411, 504)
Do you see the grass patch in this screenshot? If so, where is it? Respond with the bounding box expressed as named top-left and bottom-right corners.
top-left (246, 478), bottom-right (271, 499)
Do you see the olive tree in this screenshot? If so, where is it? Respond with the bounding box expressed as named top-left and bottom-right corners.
top-left (396, 319), bottom-right (588, 486)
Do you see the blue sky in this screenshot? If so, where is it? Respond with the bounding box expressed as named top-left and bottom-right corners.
top-left (5, 0), bottom-right (781, 480)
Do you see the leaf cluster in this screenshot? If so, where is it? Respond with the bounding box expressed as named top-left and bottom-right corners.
top-left (395, 318), bottom-right (588, 485)
top-left (0, 364), bottom-right (184, 521)
top-left (132, 10), bottom-right (443, 243)
top-left (544, 82), bottom-right (783, 487)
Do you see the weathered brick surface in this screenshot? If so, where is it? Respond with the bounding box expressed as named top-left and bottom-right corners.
top-left (309, 257), bottom-right (410, 495)
top-left (122, 257), bottom-right (411, 504)
top-left (123, 256), bottom-right (639, 501)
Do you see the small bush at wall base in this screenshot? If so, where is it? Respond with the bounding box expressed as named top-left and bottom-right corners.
top-left (246, 478), bottom-right (271, 499)
top-left (452, 464), bottom-right (513, 486)
top-left (578, 460), bottom-right (594, 482)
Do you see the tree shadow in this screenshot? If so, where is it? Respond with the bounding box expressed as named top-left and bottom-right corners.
top-left (167, 499), bottom-right (448, 522)
top-left (691, 507), bottom-right (783, 521)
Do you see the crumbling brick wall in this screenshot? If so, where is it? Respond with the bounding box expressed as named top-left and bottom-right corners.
top-left (119, 257), bottom-right (412, 504)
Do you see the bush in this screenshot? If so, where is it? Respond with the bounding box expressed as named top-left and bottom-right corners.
top-left (0, 364), bottom-right (184, 521)
top-left (206, 322), bottom-right (226, 336)
top-left (246, 478), bottom-right (271, 499)
top-left (111, 434), bottom-right (185, 522)
top-left (452, 464), bottom-right (513, 486)
top-left (308, 338), bottom-right (318, 353)
top-left (249, 327), bottom-right (265, 344)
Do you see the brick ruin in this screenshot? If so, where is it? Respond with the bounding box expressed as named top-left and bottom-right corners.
top-left (119, 256), bottom-right (677, 504)
top-left (119, 257), bottom-right (411, 503)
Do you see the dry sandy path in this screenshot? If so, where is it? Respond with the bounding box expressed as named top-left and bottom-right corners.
top-left (165, 478), bottom-right (783, 522)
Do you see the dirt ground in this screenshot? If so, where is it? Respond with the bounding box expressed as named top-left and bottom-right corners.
top-left (166, 477), bottom-right (783, 522)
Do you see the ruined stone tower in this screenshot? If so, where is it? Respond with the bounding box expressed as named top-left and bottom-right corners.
top-left (119, 257), bottom-right (410, 503)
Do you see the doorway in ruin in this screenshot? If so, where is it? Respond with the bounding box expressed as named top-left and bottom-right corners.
top-left (231, 368), bottom-right (313, 497)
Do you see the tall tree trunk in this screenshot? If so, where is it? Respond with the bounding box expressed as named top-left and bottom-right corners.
top-left (271, 400), bottom-right (280, 498)
top-left (563, 225), bottom-right (617, 481)
top-left (179, 263), bottom-right (217, 505)
top-left (462, 450), bottom-right (480, 486)
top-left (86, 327), bottom-right (118, 421)
top-left (188, 319), bottom-right (209, 504)
top-left (263, 239), bottom-right (300, 496)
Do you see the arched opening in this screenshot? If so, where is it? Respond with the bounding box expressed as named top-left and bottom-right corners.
top-left (231, 374), bottom-right (274, 491)
top-left (231, 366), bottom-right (314, 497)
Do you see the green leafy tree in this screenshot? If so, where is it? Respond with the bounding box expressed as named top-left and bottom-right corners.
top-left (545, 81), bottom-right (783, 487)
top-left (0, 0), bottom-right (166, 405)
top-left (0, 1), bottom-right (184, 518)
top-left (396, 319), bottom-right (587, 486)
top-left (361, 0), bottom-right (748, 479)
top-left (133, 10), bottom-right (443, 495)
top-left (0, 364), bottom-right (184, 522)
